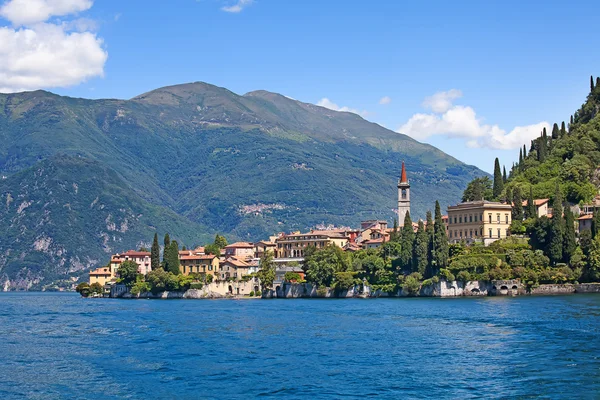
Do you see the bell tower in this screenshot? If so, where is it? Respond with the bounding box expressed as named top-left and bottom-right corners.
top-left (398, 162), bottom-right (411, 226)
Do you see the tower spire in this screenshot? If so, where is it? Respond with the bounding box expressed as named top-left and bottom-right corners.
top-left (398, 161), bottom-right (411, 226)
top-left (400, 161), bottom-right (408, 183)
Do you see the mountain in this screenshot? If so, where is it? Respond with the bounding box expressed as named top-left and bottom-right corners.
top-left (0, 82), bottom-right (484, 290)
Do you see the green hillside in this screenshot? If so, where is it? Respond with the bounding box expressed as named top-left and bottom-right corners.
top-left (0, 82), bottom-right (484, 290)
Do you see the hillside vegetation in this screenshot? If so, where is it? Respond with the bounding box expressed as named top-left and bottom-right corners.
top-left (0, 82), bottom-right (484, 290)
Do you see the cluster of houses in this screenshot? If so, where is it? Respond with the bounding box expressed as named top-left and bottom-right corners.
top-left (89, 163), bottom-right (600, 290)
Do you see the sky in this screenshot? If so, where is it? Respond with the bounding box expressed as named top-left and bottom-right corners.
top-left (1, 0), bottom-right (599, 173)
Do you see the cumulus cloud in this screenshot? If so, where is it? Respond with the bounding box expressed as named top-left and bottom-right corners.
top-left (221, 0), bottom-right (253, 13)
top-left (316, 98), bottom-right (368, 117)
top-left (379, 96), bottom-right (391, 105)
top-left (0, 0), bottom-right (92, 26)
top-left (0, 0), bottom-right (107, 93)
top-left (397, 90), bottom-right (549, 150)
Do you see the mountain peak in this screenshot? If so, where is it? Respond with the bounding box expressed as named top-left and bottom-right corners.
top-left (131, 81), bottom-right (240, 106)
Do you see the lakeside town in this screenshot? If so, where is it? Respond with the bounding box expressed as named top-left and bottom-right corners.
top-left (81, 162), bottom-right (600, 299)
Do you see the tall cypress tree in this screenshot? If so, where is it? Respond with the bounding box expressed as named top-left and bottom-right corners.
top-left (399, 212), bottom-right (414, 273)
top-left (166, 241), bottom-right (181, 275)
top-left (164, 233), bottom-right (171, 251)
top-left (548, 183), bottom-right (564, 265)
top-left (512, 186), bottom-right (523, 221)
top-left (591, 75), bottom-right (595, 92)
top-left (569, 115), bottom-right (574, 128)
top-left (162, 233), bottom-right (171, 266)
top-left (525, 186), bottom-right (536, 219)
top-left (425, 210), bottom-right (434, 278)
top-left (538, 133), bottom-right (548, 162)
top-left (523, 144), bottom-right (527, 158)
top-left (563, 207), bottom-right (576, 264)
top-left (151, 233), bottom-right (160, 270)
top-left (433, 201), bottom-right (448, 271)
top-left (493, 158), bottom-right (504, 199)
top-left (519, 148), bottom-right (523, 166)
top-left (551, 123), bottom-right (559, 139)
top-left (596, 77), bottom-right (600, 90)
top-left (413, 220), bottom-right (429, 275)
top-left (592, 210), bottom-right (600, 239)
top-left (502, 165), bottom-right (507, 183)
top-left (390, 218), bottom-right (400, 242)
top-left (560, 121), bottom-right (566, 137)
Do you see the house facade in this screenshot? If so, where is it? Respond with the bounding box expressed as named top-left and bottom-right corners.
top-left (447, 200), bottom-right (512, 245)
top-left (179, 254), bottom-right (220, 276)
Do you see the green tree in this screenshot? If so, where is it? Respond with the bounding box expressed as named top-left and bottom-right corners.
top-left (502, 165), bottom-right (507, 183)
top-left (580, 229), bottom-right (593, 257)
top-left (390, 218), bottom-right (400, 242)
top-left (425, 210), bottom-right (435, 278)
top-left (560, 121), bottom-right (566, 137)
top-left (118, 260), bottom-right (140, 287)
top-left (523, 144), bottom-right (527, 158)
top-left (548, 183), bottom-right (564, 264)
top-left (76, 282), bottom-right (90, 297)
top-left (493, 158), bottom-right (504, 199)
top-left (412, 220), bottom-right (428, 275)
top-left (89, 282), bottom-right (103, 295)
top-left (399, 212), bottom-right (414, 272)
top-left (163, 233), bottom-right (171, 250)
top-left (551, 123), bottom-right (559, 139)
top-left (591, 75), bottom-right (595, 92)
top-left (433, 201), bottom-right (449, 271)
top-left (562, 207), bottom-right (577, 264)
top-left (525, 186), bottom-right (536, 219)
top-left (584, 235), bottom-right (600, 282)
top-left (593, 210), bottom-right (600, 239)
top-left (256, 251), bottom-right (276, 289)
top-left (305, 245), bottom-right (349, 287)
top-left (214, 234), bottom-right (228, 249)
top-left (204, 243), bottom-right (220, 255)
top-left (151, 233), bottom-right (161, 270)
top-left (462, 177), bottom-right (492, 202)
top-left (512, 186), bottom-right (523, 222)
top-left (165, 241), bottom-right (181, 275)
top-left (519, 148), bottom-right (523, 169)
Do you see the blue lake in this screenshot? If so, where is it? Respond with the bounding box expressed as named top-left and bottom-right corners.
top-left (0, 293), bottom-right (599, 399)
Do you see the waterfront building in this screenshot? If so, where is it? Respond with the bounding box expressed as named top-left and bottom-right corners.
top-left (254, 240), bottom-right (277, 259)
top-left (275, 232), bottom-right (349, 260)
top-left (447, 200), bottom-right (512, 245)
top-left (111, 250), bottom-right (152, 275)
top-left (397, 162), bottom-right (411, 226)
top-left (220, 257), bottom-right (253, 281)
top-left (179, 253), bottom-right (220, 276)
top-left (89, 266), bottom-right (112, 286)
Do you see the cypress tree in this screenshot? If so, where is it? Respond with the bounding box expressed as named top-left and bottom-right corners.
top-left (569, 115), bottom-right (574, 128)
top-left (399, 212), bottom-right (414, 273)
top-left (433, 201), bottom-right (449, 271)
top-left (548, 183), bottom-right (564, 265)
top-left (596, 77), bottom-right (600, 90)
top-left (166, 241), bottom-right (181, 275)
top-left (592, 210), bottom-right (600, 239)
top-left (162, 233), bottom-right (171, 265)
top-left (425, 210), bottom-right (434, 278)
top-left (164, 233), bottom-right (171, 250)
top-left (502, 166), bottom-right (507, 183)
top-left (505, 186), bottom-right (513, 207)
top-left (413, 220), bottom-right (429, 275)
top-left (560, 121), bottom-right (566, 137)
top-left (551, 123), bottom-right (559, 139)
top-left (525, 186), bottom-right (536, 219)
top-left (390, 218), bottom-right (400, 242)
top-left (512, 186), bottom-right (523, 222)
top-left (151, 233), bottom-right (160, 270)
top-left (472, 179), bottom-right (483, 201)
top-left (519, 148), bottom-right (523, 166)
top-left (493, 158), bottom-right (504, 199)
top-left (563, 207), bottom-right (576, 264)
top-left (538, 134), bottom-right (547, 162)
top-left (591, 75), bottom-right (595, 92)
top-left (523, 144), bottom-right (527, 158)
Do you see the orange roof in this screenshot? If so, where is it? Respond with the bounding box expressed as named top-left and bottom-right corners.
top-left (364, 238), bottom-right (385, 244)
top-left (89, 267), bottom-right (111, 276)
top-left (522, 198), bottom-right (549, 207)
top-left (578, 214), bottom-right (593, 220)
top-left (220, 256), bottom-right (251, 267)
top-left (180, 254), bottom-right (217, 261)
top-left (225, 242), bottom-right (254, 248)
top-left (121, 250), bottom-right (150, 257)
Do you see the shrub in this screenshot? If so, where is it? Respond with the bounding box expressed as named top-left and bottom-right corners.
top-left (316, 286), bottom-right (328, 297)
top-left (456, 270), bottom-right (471, 282)
top-left (284, 272), bottom-right (302, 282)
top-left (89, 282), bottom-right (103, 295)
top-left (189, 283), bottom-right (203, 290)
top-left (402, 275), bottom-right (421, 295)
top-left (130, 280), bottom-right (151, 296)
top-left (439, 268), bottom-right (455, 282)
top-left (249, 291), bottom-right (255, 297)
top-left (76, 282), bottom-right (90, 297)
top-left (256, 290), bottom-right (262, 297)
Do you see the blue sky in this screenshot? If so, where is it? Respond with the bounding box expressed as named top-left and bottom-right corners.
top-left (0, 0), bottom-right (598, 173)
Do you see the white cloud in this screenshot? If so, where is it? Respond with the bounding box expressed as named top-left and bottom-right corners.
top-left (316, 98), bottom-right (368, 117)
top-left (0, 0), bottom-right (92, 26)
top-left (379, 96), bottom-right (391, 105)
top-left (398, 90), bottom-right (549, 150)
top-left (221, 0), bottom-right (253, 13)
top-left (0, 0), bottom-right (107, 93)
top-left (422, 89), bottom-right (462, 113)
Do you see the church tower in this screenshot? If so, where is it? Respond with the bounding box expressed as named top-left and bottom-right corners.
top-left (398, 162), bottom-right (411, 226)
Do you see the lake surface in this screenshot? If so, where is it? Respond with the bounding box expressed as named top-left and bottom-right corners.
top-left (0, 293), bottom-right (599, 399)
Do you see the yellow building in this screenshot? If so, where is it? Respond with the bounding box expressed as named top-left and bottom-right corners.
top-left (447, 200), bottom-right (512, 245)
top-left (89, 267), bottom-right (112, 286)
top-left (275, 232), bottom-right (349, 259)
top-left (179, 254), bottom-right (220, 276)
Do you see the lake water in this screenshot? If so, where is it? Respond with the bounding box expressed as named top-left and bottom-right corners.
top-left (0, 293), bottom-right (599, 399)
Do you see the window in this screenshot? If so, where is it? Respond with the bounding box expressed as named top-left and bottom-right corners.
top-left (209, 265), bottom-right (212, 271)
top-left (489, 214), bottom-right (492, 223)
top-left (480, 214), bottom-right (483, 221)
top-left (401, 189), bottom-right (407, 199)
top-left (454, 217), bottom-right (457, 224)
top-left (469, 215), bottom-right (473, 223)
top-left (505, 214), bottom-right (509, 224)
top-left (489, 229), bottom-right (492, 238)
top-left (506, 229), bottom-right (509, 237)
top-left (469, 230), bottom-right (473, 238)
top-left (459, 231), bottom-right (463, 238)
top-left (459, 216), bottom-right (462, 223)
top-left (449, 231), bottom-right (452, 238)
top-left (480, 228), bottom-right (483, 236)
top-left (497, 214), bottom-right (500, 223)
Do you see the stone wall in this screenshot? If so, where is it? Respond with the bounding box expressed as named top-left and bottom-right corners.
top-left (115, 280), bottom-right (259, 299)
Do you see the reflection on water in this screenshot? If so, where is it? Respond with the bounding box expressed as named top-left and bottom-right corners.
top-left (0, 293), bottom-right (599, 399)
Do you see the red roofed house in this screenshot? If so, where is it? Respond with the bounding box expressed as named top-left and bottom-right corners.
top-left (522, 198), bottom-right (550, 218)
top-left (577, 214), bottom-right (593, 233)
top-left (110, 250), bottom-right (151, 275)
top-left (224, 242), bottom-right (255, 260)
top-left (179, 252), bottom-right (220, 276)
